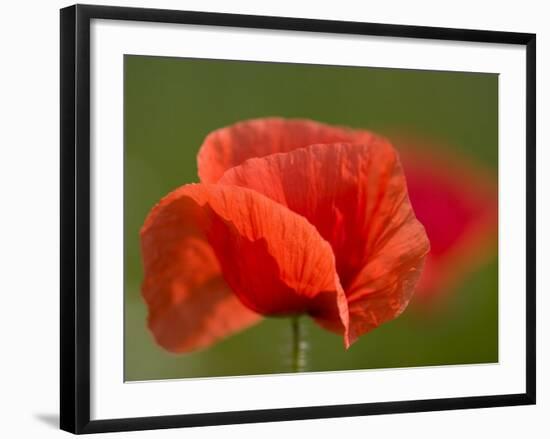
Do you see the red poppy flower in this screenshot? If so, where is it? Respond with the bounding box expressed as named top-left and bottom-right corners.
top-left (141, 118), bottom-right (430, 353)
top-left (397, 143), bottom-right (498, 302)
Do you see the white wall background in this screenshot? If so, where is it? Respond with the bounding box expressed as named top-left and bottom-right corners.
top-left (0, 0), bottom-right (546, 437)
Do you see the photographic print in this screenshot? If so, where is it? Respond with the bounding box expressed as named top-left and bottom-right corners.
top-left (61, 5), bottom-right (535, 433)
top-left (124, 55), bottom-right (499, 381)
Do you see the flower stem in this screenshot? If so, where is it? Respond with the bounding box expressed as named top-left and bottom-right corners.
top-left (291, 316), bottom-right (306, 373)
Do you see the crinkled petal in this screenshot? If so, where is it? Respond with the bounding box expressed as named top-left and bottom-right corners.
top-left (344, 213), bottom-right (428, 341)
top-left (220, 142), bottom-right (429, 343)
top-left (141, 183), bottom-right (350, 351)
top-left (141, 204), bottom-right (260, 353)
top-left (197, 118), bottom-right (375, 183)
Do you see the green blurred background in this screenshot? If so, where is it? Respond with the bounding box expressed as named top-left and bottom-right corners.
top-left (124, 55), bottom-right (498, 381)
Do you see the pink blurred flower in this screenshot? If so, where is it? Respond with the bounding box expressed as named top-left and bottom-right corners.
top-left (397, 138), bottom-right (498, 304)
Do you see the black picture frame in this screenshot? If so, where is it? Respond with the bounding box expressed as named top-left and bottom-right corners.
top-left (60, 3), bottom-right (536, 434)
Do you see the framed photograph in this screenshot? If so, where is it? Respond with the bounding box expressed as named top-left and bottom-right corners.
top-left (60, 4), bottom-right (536, 434)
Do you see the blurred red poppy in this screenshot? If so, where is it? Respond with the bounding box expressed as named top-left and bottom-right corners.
top-left (397, 142), bottom-right (498, 303)
top-left (141, 118), bottom-right (429, 353)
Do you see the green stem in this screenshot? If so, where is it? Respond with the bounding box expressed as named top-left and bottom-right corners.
top-left (291, 316), bottom-right (305, 373)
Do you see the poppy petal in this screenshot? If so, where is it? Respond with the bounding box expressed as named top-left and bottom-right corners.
top-left (141, 183), bottom-right (350, 350)
top-left (197, 117), bottom-right (375, 183)
top-left (219, 142), bottom-right (429, 341)
top-left (141, 205), bottom-right (260, 353)
top-left (344, 214), bottom-right (428, 340)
